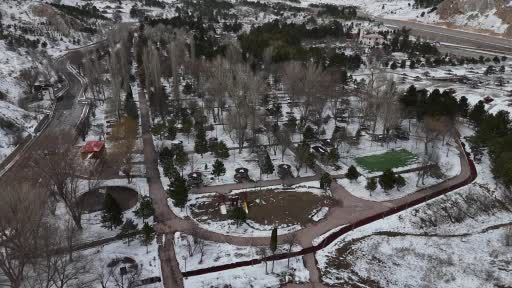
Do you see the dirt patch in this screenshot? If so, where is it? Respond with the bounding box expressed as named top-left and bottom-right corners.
top-left (78, 186), bottom-right (138, 213)
top-left (190, 189), bottom-right (337, 227)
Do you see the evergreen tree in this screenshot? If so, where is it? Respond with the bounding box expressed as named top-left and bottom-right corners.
top-left (261, 153), bottom-right (275, 175)
top-left (162, 159), bottom-right (179, 179)
top-left (469, 100), bottom-right (487, 126)
top-left (168, 176), bottom-right (189, 208)
top-left (212, 159), bottom-right (226, 178)
top-left (140, 222), bottom-right (155, 253)
top-left (379, 169), bottom-right (396, 191)
top-left (194, 124), bottom-right (209, 156)
top-left (174, 144), bottom-right (189, 174)
top-left (167, 118), bottom-right (177, 140)
top-left (303, 125), bottom-right (316, 141)
top-left (320, 172), bottom-right (332, 190)
top-left (365, 178), bottom-right (377, 196)
top-left (159, 146), bottom-right (174, 163)
top-left (270, 227), bottom-right (278, 272)
top-left (327, 148), bottom-right (339, 164)
top-left (229, 206), bottom-right (247, 226)
top-left (133, 196), bottom-right (155, 223)
top-left (119, 218), bottom-right (138, 246)
top-left (484, 65), bottom-right (496, 76)
top-left (101, 193), bottom-right (123, 230)
top-left (152, 122), bottom-right (166, 140)
top-left (457, 96), bottom-right (470, 118)
top-left (215, 141), bottom-right (230, 159)
top-left (395, 174), bottom-right (406, 190)
top-left (390, 61), bottom-right (398, 70)
top-left (409, 59), bottom-right (416, 69)
top-left (345, 165), bottom-right (360, 181)
top-left (400, 59), bottom-right (407, 69)
top-left (181, 117), bottom-right (194, 140)
top-left (124, 85), bottom-right (139, 121)
top-left (286, 116), bottom-right (297, 131)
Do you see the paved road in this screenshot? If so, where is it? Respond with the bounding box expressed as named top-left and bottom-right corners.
top-left (376, 17), bottom-right (512, 55)
top-left (0, 51), bottom-right (91, 181)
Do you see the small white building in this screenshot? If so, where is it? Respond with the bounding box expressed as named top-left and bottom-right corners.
top-left (361, 34), bottom-right (385, 46)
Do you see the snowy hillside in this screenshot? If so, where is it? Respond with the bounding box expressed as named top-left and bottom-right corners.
top-left (0, 0), bottom-right (111, 163)
top-left (294, 0), bottom-right (512, 36)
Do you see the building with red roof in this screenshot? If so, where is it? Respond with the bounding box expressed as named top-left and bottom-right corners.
top-left (81, 141), bottom-right (105, 159)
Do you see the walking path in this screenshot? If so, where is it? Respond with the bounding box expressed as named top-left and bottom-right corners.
top-left (138, 88), bottom-right (474, 286)
top-left (138, 81), bottom-right (184, 287)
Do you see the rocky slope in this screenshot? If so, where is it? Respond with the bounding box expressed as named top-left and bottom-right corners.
top-left (438, 0), bottom-right (512, 36)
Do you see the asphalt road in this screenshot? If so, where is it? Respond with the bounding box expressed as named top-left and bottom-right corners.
top-left (376, 17), bottom-right (512, 55)
top-left (0, 49), bottom-right (93, 180)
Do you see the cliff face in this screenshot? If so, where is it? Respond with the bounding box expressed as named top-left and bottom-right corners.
top-left (438, 0), bottom-right (512, 36)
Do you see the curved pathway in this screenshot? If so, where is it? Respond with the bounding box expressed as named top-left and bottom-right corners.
top-left (136, 57), bottom-right (476, 287)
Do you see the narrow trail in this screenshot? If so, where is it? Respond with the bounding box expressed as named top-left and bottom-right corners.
top-left (143, 132), bottom-right (476, 288)
top-left (136, 79), bottom-right (475, 287)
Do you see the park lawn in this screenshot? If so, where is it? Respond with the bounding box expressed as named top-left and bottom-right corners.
top-left (355, 149), bottom-right (417, 173)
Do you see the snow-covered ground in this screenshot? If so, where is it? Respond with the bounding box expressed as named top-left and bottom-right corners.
top-left (315, 123), bottom-right (512, 287)
top-left (56, 177), bottom-right (150, 244)
top-left (296, 0), bottom-right (510, 35)
top-left (183, 257), bottom-right (309, 288)
top-left (174, 232), bottom-right (302, 272)
top-left (84, 238), bottom-right (162, 288)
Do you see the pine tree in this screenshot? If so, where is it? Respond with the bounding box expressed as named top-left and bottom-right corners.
top-left (457, 96), bottom-right (470, 118)
top-left (365, 178), bottom-right (377, 196)
top-left (469, 101), bottom-right (487, 126)
top-left (400, 59), bottom-right (407, 69)
top-left (303, 125), bottom-right (316, 141)
top-left (215, 141), bottom-right (230, 159)
top-left (119, 218), bottom-right (138, 246)
top-left (409, 59), bottom-right (416, 69)
top-left (134, 196), bottom-right (155, 223)
top-left (379, 169), bottom-right (396, 191)
top-left (182, 117), bottom-right (194, 140)
top-left (390, 61), bottom-right (398, 70)
top-left (152, 122), bottom-right (166, 140)
top-left (169, 176), bottom-right (189, 208)
top-left (345, 165), bottom-right (360, 181)
top-left (270, 227), bottom-right (278, 272)
top-left (395, 174), bottom-right (406, 190)
top-left (101, 193), bottom-right (123, 230)
top-left (163, 159), bottom-right (179, 179)
top-left (194, 124), bottom-right (209, 156)
top-left (229, 206), bottom-right (247, 227)
top-left (327, 148), bottom-right (339, 165)
top-left (320, 172), bottom-right (332, 190)
top-left (124, 85), bottom-right (139, 121)
top-left (140, 222), bottom-right (155, 253)
top-left (212, 159), bottom-right (226, 178)
top-left (261, 153), bottom-right (275, 175)
top-left (167, 118), bottom-right (177, 140)
top-left (174, 144), bottom-right (189, 174)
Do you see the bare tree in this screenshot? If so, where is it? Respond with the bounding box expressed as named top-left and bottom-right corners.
top-left (257, 247), bottom-right (269, 274)
top-left (0, 180), bottom-right (47, 288)
top-left (19, 67), bottom-right (41, 95)
top-left (284, 234), bottom-right (298, 268)
top-left (283, 61), bottom-right (325, 128)
top-left (33, 130), bottom-right (84, 230)
top-left (26, 222), bottom-right (92, 288)
top-left (142, 43), bottom-right (167, 119)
